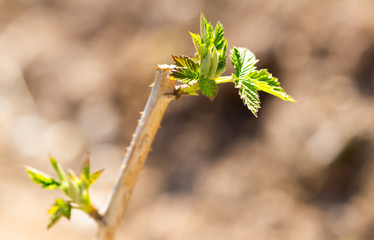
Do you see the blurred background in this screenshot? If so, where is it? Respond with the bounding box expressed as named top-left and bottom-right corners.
top-left (1, 0), bottom-right (374, 239)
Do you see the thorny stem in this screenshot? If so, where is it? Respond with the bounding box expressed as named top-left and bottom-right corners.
top-left (97, 65), bottom-right (177, 240)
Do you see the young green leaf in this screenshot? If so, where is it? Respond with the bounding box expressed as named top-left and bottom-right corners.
top-left (207, 46), bottom-right (219, 79)
top-left (230, 47), bottom-right (295, 116)
top-left (47, 198), bottom-right (71, 229)
top-left (230, 47), bottom-right (258, 77)
top-left (199, 45), bottom-right (212, 78)
top-left (199, 77), bottom-right (217, 99)
top-left (79, 153), bottom-right (104, 185)
top-left (190, 32), bottom-right (201, 53)
top-left (50, 156), bottom-right (66, 182)
top-left (89, 169), bottom-right (104, 185)
top-left (25, 167), bottom-right (61, 189)
top-left (233, 76), bottom-right (261, 117)
top-left (246, 69), bottom-right (295, 102)
top-left (213, 22), bottom-right (226, 51)
top-left (214, 43), bottom-right (227, 79)
top-left (65, 173), bottom-right (82, 203)
top-left (81, 154), bottom-right (91, 181)
top-left (170, 55), bottom-right (199, 83)
top-left (200, 12), bottom-right (214, 45)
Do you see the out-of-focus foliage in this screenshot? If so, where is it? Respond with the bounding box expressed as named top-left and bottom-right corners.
top-left (25, 156), bottom-right (102, 228)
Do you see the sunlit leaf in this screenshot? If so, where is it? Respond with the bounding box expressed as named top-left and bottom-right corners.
top-left (89, 169), bottom-right (104, 185)
top-left (25, 167), bottom-right (61, 189)
top-left (170, 55), bottom-right (199, 83)
top-left (230, 47), bottom-right (258, 78)
top-left (199, 77), bottom-right (217, 99)
top-left (230, 47), bottom-right (295, 116)
top-left (246, 69), bottom-right (296, 102)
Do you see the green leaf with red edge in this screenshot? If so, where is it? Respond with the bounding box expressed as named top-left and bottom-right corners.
top-left (89, 169), bottom-right (104, 185)
top-left (81, 157), bottom-right (90, 180)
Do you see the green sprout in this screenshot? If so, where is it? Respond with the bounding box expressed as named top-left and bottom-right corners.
top-left (24, 11), bottom-right (296, 236)
top-left (25, 155), bottom-right (103, 228)
top-left (171, 12), bottom-right (295, 116)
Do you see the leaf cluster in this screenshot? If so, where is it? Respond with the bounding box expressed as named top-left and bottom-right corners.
top-left (25, 155), bottom-right (103, 228)
top-left (171, 12), bottom-right (227, 99)
top-left (171, 12), bottom-right (295, 116)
